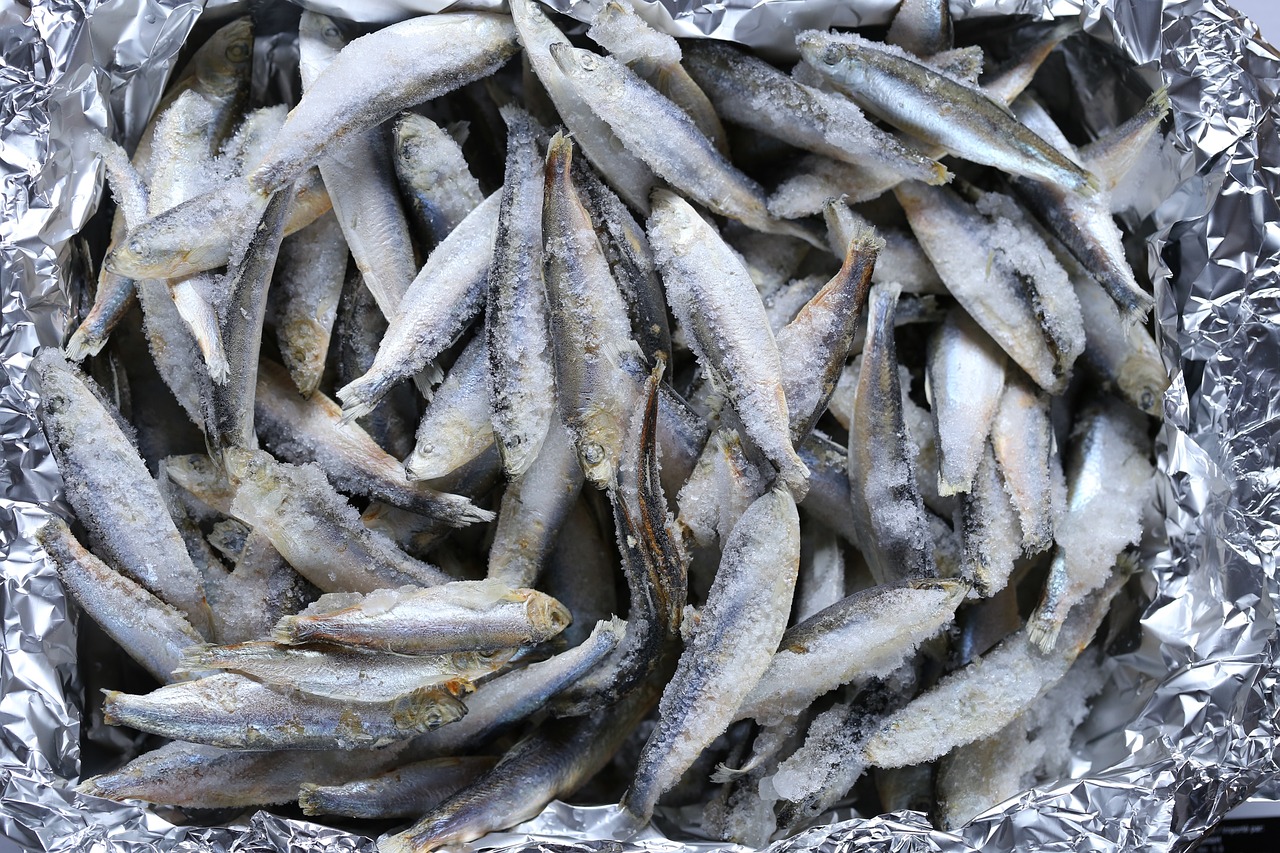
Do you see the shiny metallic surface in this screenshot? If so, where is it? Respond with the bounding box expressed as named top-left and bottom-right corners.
top-left (3, 0), bottom-right (1278, 849)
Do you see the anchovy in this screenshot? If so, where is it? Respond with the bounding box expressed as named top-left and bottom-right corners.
top-left (223, 447), bottom-right (454, 593)
top-left (926, 307), bottom-right (1008, 495)
top-left (175, 642), bottom-right (508, 704)
top-left (273, 580), bottom-right (571, 655)
top-left (648, 190), bottom-right (809, 498)
top-left (541, 133), bottom-right (646, 489)
top-left (33, 349), bottom-right (214, 637)
top-left (103, 672), bottom-right (466, 750)
top-left (1078, 86), bottom-right (1171, 193)
top-left (337, 192), bottom-right (500, 421)
top-left (404, 334), bottom-right (496, 482)
top-left (797, 30), bottom-right (1097, 193)
top-left (249, 13), bottom-right (518, 193)
top-left (797, 432), bottom-right (861, 547)
top-left (623, 488), bottom-right (800, 822)
top-left (300, 756), bottom-right (498, 819)
top-left (487, 106), bottom-right (556, 478)
top-left (394, 112), bottom-right (485, 250)
top-left (213, 529), bottom-right (314, 644)
top-left (847, 284), bottom-right (935, 584)
top-left (38, 518), bottom-right (203, 683)
top-left (683, 42), bottom-right (948, 185)
top-left (255, 359), bottom-right (492, 526)
top-left (551, 44), bottom-right (822, 247)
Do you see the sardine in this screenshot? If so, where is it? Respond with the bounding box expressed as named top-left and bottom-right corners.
top-left (404, 334), bottom-right (496, 482)
top-left (541, 133), bottom-right (646, 489)
top-left (487, 106), bottom-right (556, 478)
top-left (1078, 87), bottom-right (1171, 192)
top-left (622, 488), bottom-right (800, 822)
top-left (337, 192), bottom-right (500, 421)
top-left (273, 580), bottom-right (570, 655)
top-left (38, 518), bottom-right (203, 684)
top-left (551, 44), bottom-right (822, 246)
top-left (33, 348), bottom-right (214, 637)
top-left (300, 756), bottom-right (498, 819)
top-left (648, 190), bottom-right (809, 498)
top-left (797, 30), bottom-right (1097, 193)
top-left (847, 284), bottom-right (935, 584)
top-left (213, 529), bottom-right (315, 644)
top-left (394, 112), bottom-right (485, 250)
top-left (255, 359), bottom-right (492, 526)
top-left (175, 642), bottom-right (508, 704)
top-left (103, 672), bottom-right (466, 750)
top-left (223, 447), bottom-right (453, 593)
top-left (249, 13), bottom-right (519, 193)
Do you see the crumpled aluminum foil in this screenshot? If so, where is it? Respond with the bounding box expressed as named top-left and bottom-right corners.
top-left (2, 0), bottom-right (1277, 850)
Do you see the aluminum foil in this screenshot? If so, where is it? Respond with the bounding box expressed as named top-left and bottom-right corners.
top-left (2, 0), bottom-right (1278, 850)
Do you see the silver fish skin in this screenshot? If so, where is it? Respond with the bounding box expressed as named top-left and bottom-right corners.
top-left (208, 188), bottom-right (291, 449)
top-left (394, 112), bottom-right (485, 250)
top-left (300, 756), bottom-right (498, 819)
top-left (623, 487), bottom-right (800, 823)
top-left (846, 284), bottom-right (935, 585)
top-left (677, 430), bottom-right (769, 550)
top-left (957, 442), bottom-right (1023, 597)
top-left (541, 133), bottom-right (646, 489)
top-left (776, 225), bottom-right (881, 442)
top-left (273, 580), bottom-right (571, 655)
top-left (737, 580), bottom-right (967, 726)
top-left (885, 0), bottom-right (953, 56)
top-left (1027, 400), bottom-right (1151, 651)
top-left (274, 211), bottom-right (348, 398)
top-left (682, 42), bottom-right (948, 185)
top-left (381, 685), bottom-right (655, 853)
top-left (926, 307), bottom-right (1008, 495)
top-left (33, 349), bottom-right (214, 637)
top-left (255, 359), bottom-right (492, 526)
top-left (797, 30), bottom-right (1097, 194)
top-left (174, 642), bottom-right (507, 704)
top-left (249, 13), bottom-right (518, 193)
top-left (1011, 95), bottom-right (1154, 324)
top-left (487, 105), bottom-right (556, 479)
top-left (587, 1), bottom-right (729, 155)
top-left (510, 0), bottom-right (654, 212)
top-left (337, 192), bottom-right (500, 422)
top-left (163, 453), bottom-right (235, 516)
top-left (765, 275), bottom-right (825, 334)
top-left (550, 44), bottom-right (821, 247)
top-left (895, 181), bottom-right (1084, 394)
top-left (223, 447), bottom-right (453, 593)
top-left (797, 432), bottom-right (861, 547)
top-left (861, 571), bottom-right (1129, 768)
top-left (38, 518), bottom-right (203, 684)
top-left (990, 374), bottom-right (1061, 553)
top-left (299, 13), bottom-right (418, 319)
top-left (78, 739), bottom-right (409, 808)
top-left (104, 672), bottom-right (467, 750)
top-left (401, 617), bottom-right (624, 756)
top-left (1078, 87), bottom-right (1171, 192)
top-left (655, 381), bottom-right (711, 499)
top-left (404, 334), bottom-right (496, 482)
top-left (487, 412), bottom-right (585, 588)
top-left (648, 190), bottom-right (809, 499)
top-left (1074, 273), bottom-right (1168, 416)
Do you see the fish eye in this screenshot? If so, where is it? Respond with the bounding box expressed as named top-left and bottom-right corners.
top-left (478, 648), bottom-right (500, 659)
top-left (225, 43), bottom-right (249, 62)
top-left (582, 442), bottom-right (604, 465)
top-left (822, 45), bottom-right (842, 66)
top-left (324, 25), bottom-right (340, 41)
top-left (128, 239), bottom-right (144, 257)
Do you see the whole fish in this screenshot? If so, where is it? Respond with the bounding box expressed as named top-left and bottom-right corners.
top-left (273, 580), bottom-right (571, 655)
top-left (797, 30), bottom-right (1096, 193)
top-left (103, 672), bottom-right (466, 750)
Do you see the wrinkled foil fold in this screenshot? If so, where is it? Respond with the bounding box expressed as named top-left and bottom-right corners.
top-left (2, 0), bottom-right (1278, 850)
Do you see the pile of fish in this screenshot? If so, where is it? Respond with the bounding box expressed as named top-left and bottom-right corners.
top-left (39, 0), bottom-right (1170, 848)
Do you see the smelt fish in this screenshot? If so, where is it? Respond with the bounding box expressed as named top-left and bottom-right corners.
top-left (274, 580), bottom-right (571, 655)
top-left (648, 190), bottom-right (809, 499)
top-left (103, 672), bottom-right (466, 750)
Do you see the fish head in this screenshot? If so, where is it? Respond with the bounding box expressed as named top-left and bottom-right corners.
top-left (462, 647), bottom-right (519, 673)
top-left (394, 687), bottom-right (469, 731)
top-left (549, 42), bottom-right (605, 81)
top-left (189, 18), bottom-right (253, 101)
top-left (796, 31), bottom-right (866, 87)
top-left (526, 592), bottom-right (573, 640)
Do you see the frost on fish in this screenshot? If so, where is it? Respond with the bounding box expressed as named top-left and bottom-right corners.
top-left (405, 335), bottom-right (495, 482)
top-left (990, 374), bottom-right (1061, 553)
top-left (33, 349), bottom-right (214, 638)
top-left (274, 212), bottom-right (347, 398)
top-left (677, 430), bottom-right (768, 550)
top-left (337, 192), bottom-right (499, 421)
top-left (926, 307), bottom-right (1007, 495)
top-left (487, 106), bottom-right (555, 479)
top-left (823, 199), bottom-right (945, 294)
top-left (276, 580), bottom-right (571, 657)
top-left (794, 520), bottom-right (846, 623)
top-left (958, 442), bottom-right (1023, 597)
top-left (623, 488), bottom-right (800, 822)
top-left (103, 672), bottom-right (466, 750)
top-left (395, 112), bottom-right (485, 250)
top-left (223, 448), bottom-right (453, 594)
top-left (1075, 272), bottom-right (1168, 416)
top-left (648, 191), bottom-right (808, 499)
top-left (214, 529), bottom-right (314, 644)
top-left (737, 580), bottom-right (967, 726)
top-left (38, 518), bottom-right (203, 684)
